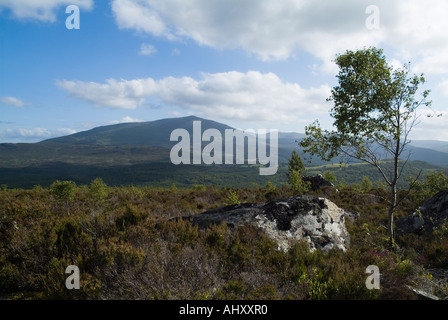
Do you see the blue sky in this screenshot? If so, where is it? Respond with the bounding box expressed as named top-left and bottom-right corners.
top-left (1, 0), bottom-right (447, 143)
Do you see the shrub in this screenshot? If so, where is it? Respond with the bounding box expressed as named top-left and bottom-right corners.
top-left (49, 180), bottom-right (77, 215)
top-left (216, 280), bottom-right (247, 299)
top-left (227, 190), bottom-right (241, 205)
top-left (322, 170), bottom-right (337, 184)
top-left (2, 178), bottom-right (443, 300)
top-left (409, 171), bottom-right (448, 203)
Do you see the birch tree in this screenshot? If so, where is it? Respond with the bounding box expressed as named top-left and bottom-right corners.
top-left (300, 47), bottom-right (432, 248)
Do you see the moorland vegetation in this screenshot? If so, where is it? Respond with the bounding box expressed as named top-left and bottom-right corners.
top-left (1, 171), bottom-right (448, 300)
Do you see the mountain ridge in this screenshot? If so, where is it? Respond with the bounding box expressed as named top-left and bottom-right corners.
top-left (39, 115), bottom-right (448, 167)
top-left (1, 115), bottom-right (448, 168)
top-left (41, 115), bottom-right (234, 147)
top-left (0, 115), bottom-right (447, 188)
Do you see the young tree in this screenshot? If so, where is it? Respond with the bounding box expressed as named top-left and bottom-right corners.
top-left (286, 150), bottom-right (309, 194)
top-left (49, 180), bottom-right (77, 215)
top-left (300, 47), bottom-right (432, 248)
top-left (89, 177), bottom-right (108, 204)
top-left (360, 176), bottom-right (373, 193)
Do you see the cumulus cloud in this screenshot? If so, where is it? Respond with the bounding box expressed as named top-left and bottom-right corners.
top-left (57, 71), bottom-right (332, 124)
top-left (109, 0), bottom-right (448, 75)
top-left (57, 78), bottom-right (158, 109)
top-left (111, 0), bottom-right (374, 65)
top-left (0, 96), bottom-right (26, 107)
top-left (109, 0), bottom-right (385, 68)
top-left (111, 0), bottom-right (175, 39)
top-left (0, 0), bottom-right (93, 22)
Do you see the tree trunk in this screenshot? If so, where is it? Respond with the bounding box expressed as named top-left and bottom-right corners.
top-left (389, 125), bottom-right (401, 249)
top-left (388, 184), bottom-right (397, 249)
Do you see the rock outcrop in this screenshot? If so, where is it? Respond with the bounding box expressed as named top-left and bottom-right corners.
top-left (302, 174), bottom-right (335, 191)
top-left (396, 189), bottom-right (448, 235)
top-left (188, 195), bottom-right (351, 252)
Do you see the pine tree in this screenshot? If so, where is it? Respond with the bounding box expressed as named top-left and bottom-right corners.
top-left (286, 150), bottom-right (309, 194)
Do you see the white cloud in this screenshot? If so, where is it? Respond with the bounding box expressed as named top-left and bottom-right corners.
top-left (110, 0), bottom-right (385, 67)
top-left (0, 0), bottom-right (93, 22)
top-left (58, 71), bottom-right (332, 125)
top-left (138, 43), bottom-right (157, 56)
top-left (57, 78), bottom-right (158, 109)
top-left (111, 0), bottom-right (175, 39)
top-left (109, 0), bottom-right (448, 75)
top-left (0, 127), bottom-right (77, 143)
top-left (385, 1), bottom-right (448, 76)
top-left (0, 96), bottom-right (26, 107)
top-left (110, 116), bottom-right (142, 124)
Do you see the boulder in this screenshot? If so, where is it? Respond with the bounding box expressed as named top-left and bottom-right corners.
top-left (189, 195), bottom-right (351, 252)
top-left (303, 174), bottom-right (335, 191)
top-left (396, 189), bottom-right (448, 235)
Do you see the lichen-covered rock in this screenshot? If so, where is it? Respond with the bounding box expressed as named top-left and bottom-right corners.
top-left (397, 189), bottom-right (448, 235)
top-left (189, 195), bottom-right (351, 252)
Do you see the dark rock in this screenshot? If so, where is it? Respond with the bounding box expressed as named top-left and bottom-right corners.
top-left (396, 189), bottom-right (448, 236)
top-left (303, 174), bottom-right (334, 191)
top-left (190, 203), bottom-right (263, 229)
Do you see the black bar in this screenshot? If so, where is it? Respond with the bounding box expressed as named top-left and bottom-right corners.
top-left (1, 299), bottom-right (445, 319)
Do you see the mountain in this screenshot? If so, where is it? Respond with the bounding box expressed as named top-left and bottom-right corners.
top-left (0, 115), bottom-right (447, 188)
top-left (31, 115), bottom-right (299, 166)
top-left (404, 144), bottom-right (448, 167)
top-left (43, 115), bottom-right (233, 147)
top-left (32, 115), bottom-right (448, 166)
top-left (410, 140), bottom-right (448, 154)
top-left (0, 116), bottom-right (232, 168)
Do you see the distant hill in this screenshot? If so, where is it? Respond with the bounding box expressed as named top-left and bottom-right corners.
top-left (43, 115), bottom-right (233, 147)
top-left (410, 140), bottom-right (448, 154)
top-left (0, 115), bottom-right (447, 188)
top-left (0, 142), bottom-right (171, 168)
